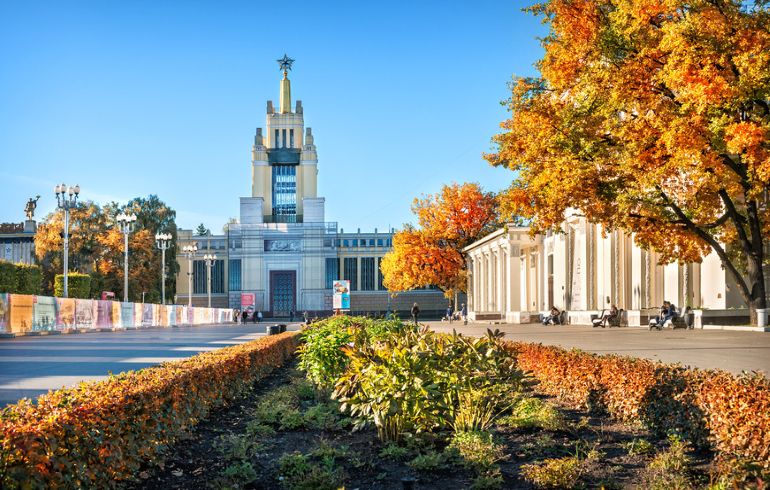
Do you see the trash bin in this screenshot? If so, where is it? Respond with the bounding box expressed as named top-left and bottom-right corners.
top-left (278, 324), bottom-right (287, 333)
top-left (757, 308), bottom-right (769, 328)
top-left (267, 325), bottom-right (280, 336)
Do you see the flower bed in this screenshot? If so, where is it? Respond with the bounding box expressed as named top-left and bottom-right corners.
top-left (511, 342), bottom-right (770, 466)
top-left (0, 331), bottom-right (301, 489)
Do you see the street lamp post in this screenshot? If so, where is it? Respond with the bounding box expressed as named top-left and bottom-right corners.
top-left (155, 233), bottom-right (172, 305)
top-left (182, 245), bottom-right (197, 307)
top-left (54, 183), bottom-right (80, 298)
top-left (204, 254), bottom-right (217, 308)
top-left (116, 213), bottom-right (137, 302)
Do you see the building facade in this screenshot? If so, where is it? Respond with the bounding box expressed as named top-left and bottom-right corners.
top-left (0, 221), bottom-right (37, 266)
top-left (175, 63), bottom-right (449, 317)
top-left (465, 217), bottom-right (769, 326)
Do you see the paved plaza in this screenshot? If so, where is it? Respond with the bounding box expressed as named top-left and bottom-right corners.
top-left (1, 321), bottom-right (768, 408)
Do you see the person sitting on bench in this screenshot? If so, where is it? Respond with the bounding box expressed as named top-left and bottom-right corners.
top-left (653, 301), bottom-right (669, 327)
top-left (543, 306), bottom-right (560, 325)
top-left (660, 302), bottom-right (678, 326)
top-left (601, 304), bottom-right (619, 327)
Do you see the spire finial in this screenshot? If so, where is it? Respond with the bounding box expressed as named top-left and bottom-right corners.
top-left (277, 54), bottom-right (294, 74)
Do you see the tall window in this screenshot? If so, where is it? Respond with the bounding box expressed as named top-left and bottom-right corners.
top-left (290, 128), bottom-right (294, 148)
top-left (193, 260), bottom-right (225, 294)
top-left (378, 257), bottom-right (384, 290)
top-left (344, 258), bottom-right (358, 291)
top-left (229, 259), bottom-right (241, 291)
top-left (272, 165), bottom-right (297, 219)
top-left (274, 129), bottom-right (279, 148)
top-left (361, 257), bottom-right (375, 291)
top-left (282, 129), bottom-right (287, 148)
top-left (325, 258), bottom-right (339, 289)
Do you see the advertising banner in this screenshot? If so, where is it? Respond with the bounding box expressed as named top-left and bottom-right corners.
top-left (32, 296), bottom-right (57, 331)
top-left (178, 306), bottom-right (185, 325)
top-left (166, 306), bottom-right (176, 326)
top-left (332, 280), bottom-right (351, 310)
top-left (121, 302), bottom-right (134, 328)
top-left (187, 306), bottom-right (194, 325)
top-left (8, 294), bottom-right (33, 333)
top-left (571, 233), bottom-right (582, 310)
top-left (56, 298), bottom-right (76, 329)
top-left (0, 293), bottom-right (6, 333)
top-left (95, 300), bottom-right (111, 329)
top-left (134, 303), bottom-right (143, 327)
top-left (76, 299), bottom-right (94, 330)
top-left (141, 303), bottom-right (153, 326)
top-left (110, 302), bottom-right (121, 327)
top-left (154, 305), bottom-right (161, 326)
top-left (241, 293), bottom-right (256, 315)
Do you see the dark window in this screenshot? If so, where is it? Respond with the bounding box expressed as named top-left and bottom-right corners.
top-left (378, 257), bottom-right (384, 290)
top-left (377, 239), bottom-right (383, 246)
top-left (229, 259), bottom-right (241, 291)
top-left (290, 129), bottom-right (294, 148)
top-left (282, 129), bottom-right (287, 148)
top-left (194, 260), bottom-right (225, 294)
top-left (548, 255), bottom-right (554, 275)
top-left (361, 257), bottom-right (375, 291)
top-left (325, 258), bottom-right (339, 289)
top-left (275, 129), bottom-right (279, 148)
top-left (352, 239), bottom-right (358, 247)
top-left (343, 239), bottom-right (349, 247)
top-left (344, 258), bottom-right (358, 291)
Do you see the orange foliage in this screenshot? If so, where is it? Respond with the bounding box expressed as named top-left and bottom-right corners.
top-left (381, 183), bottom-right (499, 297)
top-left (486, 0), bottom-right (769, 315)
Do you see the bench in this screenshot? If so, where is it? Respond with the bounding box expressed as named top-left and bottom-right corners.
top-left (592, 309), bottom-right (625, 328)
top-left (649, 307), bottom-right (692, 330)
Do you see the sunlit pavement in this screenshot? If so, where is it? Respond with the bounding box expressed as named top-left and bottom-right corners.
top-left (0, 322), bottom-right (300, 408)
top-left (2, 319), bottom-right (768, 408)
top-left (424, 320), bottom-right (770, 377)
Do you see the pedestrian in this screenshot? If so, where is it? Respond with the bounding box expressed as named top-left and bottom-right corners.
top-left (253, 310), bottom-right (258, 323)
top-left (257, 311), bottom-right (262, 323)
top-left (234, 309), bottom-right (240, 324)
top-left (303, 311), bottom-right (308, 323)
top-left (290, 310), bottom-right (294, 322)
top-left (461, 303), bottom-right (468, 325)
top-left (411, 302), bottom-right (420, 326)
top-left (446, 304), bottom-right (454, 323)
top-left (242, 309), bottom-right (247, 324)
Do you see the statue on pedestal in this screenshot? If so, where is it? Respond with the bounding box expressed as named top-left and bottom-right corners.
top-left (24, 195), bottom-right (40, 220)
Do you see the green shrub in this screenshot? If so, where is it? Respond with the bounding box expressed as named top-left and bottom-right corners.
top-left (0, 261), bottom-right (42, 294)
top-left (408, 450), bottom-right (445, 471)
top-left (448, 430), bottom-right (508, 472)
top-left (332, 325), bottom-right (529, 442)
top-left (15, 264), bottom-right (42, 295)
top-left (497, 397), bottom-right (566, 431)
top-left (54, 272), bottom-right (91, 298)
top-left (379, 442), bottom-right (411, 460)
top-left (521, 457), bottom-right (582, 489)
top-left (621, 438), bottom-right (654, 456)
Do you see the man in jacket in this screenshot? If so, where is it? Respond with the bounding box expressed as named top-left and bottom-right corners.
top-left (411, 303), bottom-right (421, 326)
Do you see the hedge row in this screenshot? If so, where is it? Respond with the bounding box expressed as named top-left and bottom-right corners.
top-left (0, 261), bottom-right (42, 295)
top-left (0, 331), bottom-right (302, 488)
top-left (510, 342), bottom-right (770, 466)
top-left (53, 272), bottom-right (91, 298)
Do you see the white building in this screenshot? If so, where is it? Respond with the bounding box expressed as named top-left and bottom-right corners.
top-left (464, 216), bottom-right (765, 327)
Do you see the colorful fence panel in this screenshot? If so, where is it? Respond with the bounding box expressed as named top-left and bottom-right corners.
top-left (8, 294), bottom-right (34, 334)
top-left (56, 298), bottom-right (76, 330)
top-left (32, 296), bottom-right (57, 332)
top-left (95, 300), bottom-right (111, 329)
top-left (0, 294), bottom-right (6, 333)
top-left (0, 294), bottom-right (233, 333)
top-left (76, 299), bottom-right (94, 330)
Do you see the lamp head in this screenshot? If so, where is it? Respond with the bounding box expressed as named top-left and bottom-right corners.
top-left (73, 184), bottom-right (80, 195)
top-left (54, 184), bottom-right (60, 195)
top-left (68, 186), bottom-right (74, 196)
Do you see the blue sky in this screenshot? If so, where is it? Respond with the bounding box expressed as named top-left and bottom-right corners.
top-left (0, 1), bottom-right (547, 234)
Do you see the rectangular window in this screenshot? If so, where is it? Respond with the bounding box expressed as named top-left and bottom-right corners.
top-left (193, 260), bottom-right (206, 294)
top-left (282, 129), bottom-right (287, 148)
top-left (361, 257), bottom-right (375, 291)
top-left (275, 129), bottom-right (279, 148)
top-left (325, 258), bottom-right (338, 289)
top-left (344, 258), bottom-right (358, 291)
top-left (352, 239), bottom-right (358, 247)
top-left (378, 257), bottom-right (384, 290)
top-left (290, 129), bottom-right (294, 148)
top-left (343, 239), bottom-right (349, 247)
top-left (272, 165), bottom-right (297, 219)
top-left (229, 259), bottom-right (241, 291)
top-left (377, 239), bottom-right (383, 247)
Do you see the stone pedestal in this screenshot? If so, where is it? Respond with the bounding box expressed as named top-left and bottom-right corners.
top-left (23, 220), bottom-right (36, 233)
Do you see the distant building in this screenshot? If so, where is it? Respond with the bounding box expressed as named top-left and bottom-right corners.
top-left (0, 221), bottom-right (36, 266)
top-left (175, 63), bottom-right (449, 317)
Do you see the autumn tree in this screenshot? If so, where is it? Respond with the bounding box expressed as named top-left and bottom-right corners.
top-left (381, 182), bottom-right (500, 298)
top-left (486, 0), bottom-right (770, 322)
top-left (96, 227), bottom-right (160, 302)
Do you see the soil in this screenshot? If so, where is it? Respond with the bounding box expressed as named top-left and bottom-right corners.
top-left (127, 357), bottom-right (715, 490)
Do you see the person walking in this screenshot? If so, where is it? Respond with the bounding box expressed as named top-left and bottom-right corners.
top-left (257, 311), bottom-right (263, 323)
top-left (461, 303), bottom-right (468, 325)
top-left (411, 302), bottom-right (421, 326)
top-left (290, 310), bottom-right (294, 322)
top-left (446, 304), bottom-right (454, 323)
top-left (242, 309), bottom-right (248, 324)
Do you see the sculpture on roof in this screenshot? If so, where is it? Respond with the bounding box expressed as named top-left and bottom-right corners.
top-left (25, 195), bottom-right (41, 220)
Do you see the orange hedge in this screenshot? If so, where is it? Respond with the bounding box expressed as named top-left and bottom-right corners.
top-left (0, 331), bottom-right (301, 488)
top-left (511, 342), bottom-right (770, 466)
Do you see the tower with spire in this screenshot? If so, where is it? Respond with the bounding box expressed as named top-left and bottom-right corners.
top-left (246, 55), bottom-right (322, 224)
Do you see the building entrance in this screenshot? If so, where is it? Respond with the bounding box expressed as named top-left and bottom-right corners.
top-left (270, 271), bottom-right (296, 317)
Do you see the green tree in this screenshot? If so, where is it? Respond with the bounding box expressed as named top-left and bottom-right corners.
top-left (196, 223), bottom-right (209, 236)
